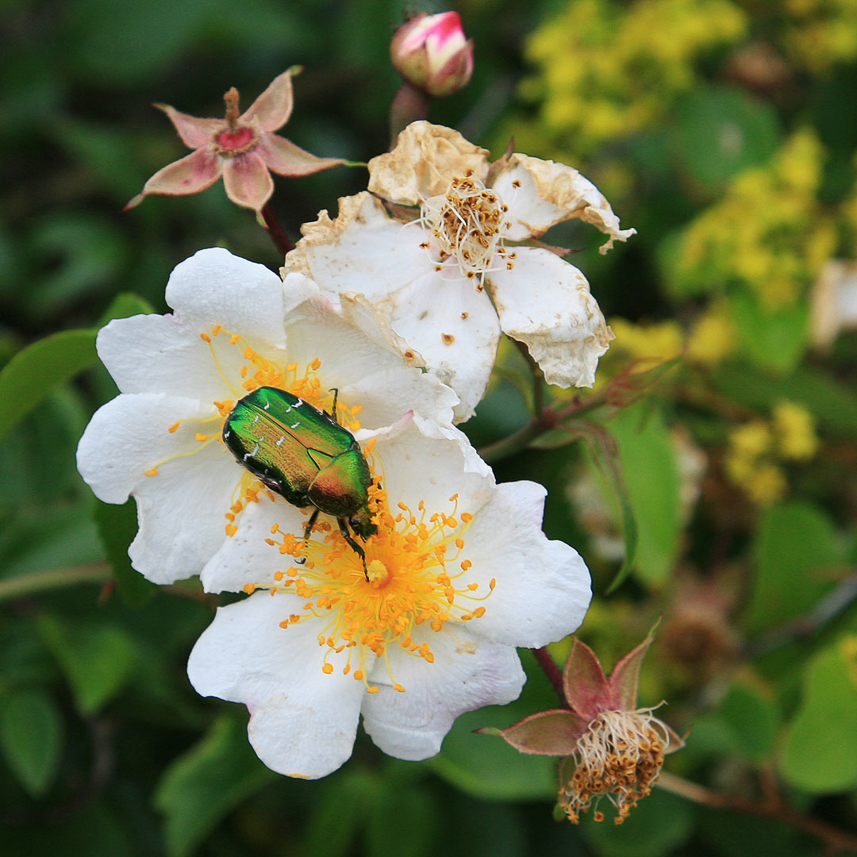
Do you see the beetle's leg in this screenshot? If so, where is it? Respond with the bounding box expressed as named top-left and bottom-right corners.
top-left (297, 508), bottom-right (320, 564)
top-left (328, 387), bottom-right (339, 422)
top-left (338, 518), bottom-right (369, 581)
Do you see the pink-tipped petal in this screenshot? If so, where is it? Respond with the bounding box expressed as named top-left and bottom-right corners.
top-left (563, 638), bottom-right (611, 720)
top-left (222, 152), bottom-right (274, 211)
top-left (258, 134), bottom-right (345, 177)
top-left (609, 634), bottom-right (655, 711)
top-left (156, 104), bottom-right (224, 149)
top-left (241, 70), bottom-right (295, 132)
top-left (495, 710), bottom-right (589, 756)
top-left (137, 148), bottom-right (223, 199)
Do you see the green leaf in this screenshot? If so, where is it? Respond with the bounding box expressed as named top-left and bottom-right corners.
top-left (571, 420), bottom-right (640, 593)
top-left (672, 86), bottom-right (781, 194)
top-left (730, 292), bottom-right (809, 376)
top-left (37, 614), bottom-right (137, 716)
top-left (0, 329), bottom-right (97, 445)
top-left (154, 714), bottom-right (278, 857)
top-left (0, 291), bottom-right (151, 446)
top-left (746, 502), bottom-right (844, 634)
top-left (97, 291), bottom-right (154, 327)
top-left (594, 405), bottom-right (681, 590)
top-left (93, 498), bottom-right (156, 606)
top-left (0, 686), bottom-right (64, 797)
top-left (712, 363), bottom-right (857, 438)
top-left (581, 788), bottom-right (694, 856)
top-left (779, 637), bottom-right (857, 792)
top-left (304, 769), bottom-right (380, 857)
top-left (709, 681), bottom-right (779, 764)
top-left (366, 777), bottom-right (438, 857)
top-left (428, 705), bottom-right (558, 801)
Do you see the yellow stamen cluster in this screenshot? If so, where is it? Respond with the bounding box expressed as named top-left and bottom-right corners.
top-left (419, 171), bottom-right (516, 289)
top-left (246, 485), bottom-right (493, 693)
top-left (560, 709), bottom-right (668, 825)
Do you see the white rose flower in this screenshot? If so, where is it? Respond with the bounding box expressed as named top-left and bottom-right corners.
top-left (76, 247), bottom-right (457, 585)
top-left (187, 414), bottom-right (591, 778)
top-left (285, 121), bottom-right (635, 421)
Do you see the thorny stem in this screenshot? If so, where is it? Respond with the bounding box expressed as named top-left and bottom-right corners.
top-left (478, 394), bottom-right (602, 464)
top-left (658, 771), bottom-right (857, 854)
top-left (260, 204), bottom-right (294, 257)
top-left (532, 647), bottom-right (567, 706)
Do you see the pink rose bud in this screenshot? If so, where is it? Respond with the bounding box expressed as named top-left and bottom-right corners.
top-left (390, 11), bottom-right (474, 98)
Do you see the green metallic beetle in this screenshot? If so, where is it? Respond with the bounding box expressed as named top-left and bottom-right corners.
top-left (222, 386), bottom-right (376, 569)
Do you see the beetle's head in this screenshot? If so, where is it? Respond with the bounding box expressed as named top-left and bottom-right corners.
top-left (349, 507), bottom-right (377, 540)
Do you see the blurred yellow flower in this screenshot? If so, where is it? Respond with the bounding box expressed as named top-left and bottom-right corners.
top-left (686, 304), bottom-right (736, 365)
top-left (773, 401), bottom-right (819, 461)
top-left (673, 130), bottom-right (834, 310)
top-left (609, 318), bottom-right (685, 364)
top-left (523, 0), bottom-right (745, 157)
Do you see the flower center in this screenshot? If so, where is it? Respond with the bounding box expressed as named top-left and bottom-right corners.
top-left (212, 86), bottom-right (260, 156)
top-left (418, 171), bottom-right (515, 288)
top-left (560, 709), bottom-right (668, 825)
top-left (143, 324), bottom-right (363, 537)
top-left (214, 126), bottom-right (258, 155)
top-left (245, 485), bottom-right (494, 693)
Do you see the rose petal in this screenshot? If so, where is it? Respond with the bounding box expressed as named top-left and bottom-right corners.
top-left (361, 624), bottom-right (525, 760)
top-left (258, 134), bottom-right (344, 177)
top-left (136, 147), bottom-right (223, 199)
top-left (240, 70), bottom-right (294, 133)
top-left (563, 638), bottom-right (611, 720)
top-left (488, 247), bottom-right (613, 388)
top-left (222, 151), bottom-right (274, 211)
top-left (165, 247), bottom-right (304, 352)
top-left (367, 121), bottom-right (490, 204)
top-left (452, 481), bottom-right (591, 648)
top-left (287, 193), bottom-right (498, 421)
top-left (200, 497), bottom-right (307, 594)
top-left (156, 105), bottom-right (223, 149)
top-left (280, 294), bottom-right (458, 428)
top-left (188, 594), bottom-right (366, 778)
top-left (493, 154), bottom-right (636, 250)
top-left (496, 709), bottom-right (589, 756)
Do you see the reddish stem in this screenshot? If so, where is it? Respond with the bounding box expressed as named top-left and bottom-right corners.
top-left (260, 204), bottom-right (294, 257)
top-left (533, 647), bottom-right (568, 706)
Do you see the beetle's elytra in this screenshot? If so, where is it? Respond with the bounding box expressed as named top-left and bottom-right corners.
top-left (222, 387), bottom-right (376, 565)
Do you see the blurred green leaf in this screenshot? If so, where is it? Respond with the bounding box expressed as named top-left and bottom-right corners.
top-left (428, 705), bottom-right (557, 802)
top-left (304, 768), bottom-right (380, 857)
top-left (37, 614), bottom-right (137, 715)
top-left (0, 291), bottom-right (153, 445)
top-left (0, 686), bottom-right (64, 797)
top-left (94, 498), bottom-right (157, 606)
top-left (155, 713), bottom-right (278, 857)
top-left (701, 681), bottom-right (779, 765)
top-left (731, 292), bottom-right (809, 376)
top-left (779, 636), bottom-right (857, 792)
top-left (571, 420), bottom-right (639, 593)
top-left (581, 788), bottom-right (694, 856)
top-left (746, 502), bottom-right (845, 634)
top-left (0, 330), bottom-right (96, 445)
top-left (712, 363), bottom-right (857, 438)
top-left (25, 212), bottom-right (127, 321)
top-left (672, 86), bottom-right (780, 194)
top-left (605, 405), bottom-right (681, 590)
top-left (366, 777), bottom-right (438, 857)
